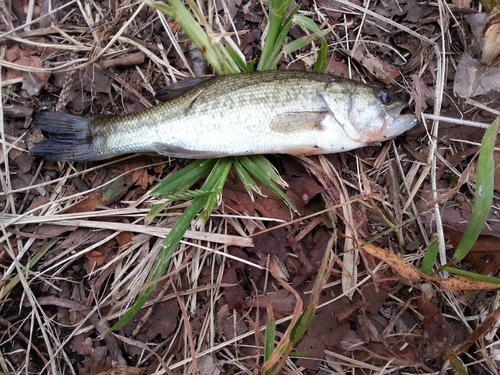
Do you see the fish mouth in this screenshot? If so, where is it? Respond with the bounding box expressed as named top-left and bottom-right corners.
top-left (384, 102), bottom-right (418, 138)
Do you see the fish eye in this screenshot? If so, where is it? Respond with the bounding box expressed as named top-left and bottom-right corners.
top-left (376, 90), bottom-right (393, 104)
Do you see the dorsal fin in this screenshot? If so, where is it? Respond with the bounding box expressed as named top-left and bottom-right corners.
top-left (155, 76), bottom-right (215, 102)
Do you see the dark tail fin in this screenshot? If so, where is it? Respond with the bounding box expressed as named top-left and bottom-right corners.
top-left (30, 112), bottom-right (101, 161)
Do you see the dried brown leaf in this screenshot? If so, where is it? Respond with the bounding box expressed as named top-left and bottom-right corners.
top-left (482, 6), bottom-right (500, 66)
top-left (417, 297), bottom-right (454, 359)
top-left (359, 240), bottom-right (500, 291)
top-left (448, 305), bottom-right (500, 358)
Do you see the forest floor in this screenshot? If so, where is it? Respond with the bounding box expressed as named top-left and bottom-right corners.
top-left (1, 0), bottom-right (500, 374)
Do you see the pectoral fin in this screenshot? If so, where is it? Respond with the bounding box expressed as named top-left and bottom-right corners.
top-left (155, 76), bottom-right (215, 102)
top-left (269, 112), bottom-right (327, 134)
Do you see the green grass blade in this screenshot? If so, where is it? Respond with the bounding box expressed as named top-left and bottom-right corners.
top-left (225, 45), bottom-right (254, 72)
top-left (281, 28), bottom-right (331, 55)
top-left (151, 159), bottom-right (218, 197)
top-left (442, 267), bottom-right (500, 285)
top-left (452, 118), bottom-right (499, 262)
top-left (0, 237), bottom-right (59, 299)
top-left (245, 155), bottom-right (287, 187)
top-left (263, 6), bottom-right (300, 70)
top-left (421, 234), bottom-right (439, 275)
top-left (291, 14), bottom-right (329, 73)
top-left (239, 156), bottom-right (298, 213)
top-left (199, 158), bottom-right (233, 220)
top-left (258, 0), bottom-right (293, 71)
top-left (314, 38), bottom-right (328, 73)
top-left (264, 309), bottom-right (276, 373)
top-left (151, 1), bottom-right (238, 75)
top-left (233, 158), bottom-right (262, 200)
top-left (163, 189), bottom-right (214, 202)
top-left (145, 201), bottom-right (169, 224)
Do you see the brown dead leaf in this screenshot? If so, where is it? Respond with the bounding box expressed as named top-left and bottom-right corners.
top-left (244, 289), bottom-right (296, 313)
top-left (357, 312), bottom-right (383, 343)
top-left (36, 224), bottom-right (77, 237)
top-left (482, 6), bottom-right (500, 66)
top-left (84, 243), bottom-right (112, 274)
top-left (220, 309), bottom-right (248, 340)
top-left (252, 225), bottom-right (288, 261)
top-left (454, 52), bottom-right (500, 97)
top-left (291, 227), bottom-right (332, 287)
top-left (116, 231), bottom-right (134, 251)
top-left (224, 175), bottom-right (292, 221)
top-left (368, 342), bottom-right (418, 365)
top-left (64, 192), bottom-right (102, 214)
top-left (359, 241), bottom-right (422, 283)
top-left (69, 334), bottom-right (94, 375)
top-left (122, 280), bottom-right (180, 341)
top-left (449, 305), bottom-right (500, 358)
top-left (285, 172), bottom-right (324, 212)
top-left (438, 276), bottom-right (500, 291)
top-left (417, 297), bottom-right (454, 359)
top-left (132, 167), bottom-right (155, 190)
top-left (411, 74), bottom-right (433, 120)
top-left (295, 335), bottom-right (325, 370)
top-left (359, 240), bottom-right (500, 291)
top-left (349, 49), bottom-right (401, 84)
top-left (317, 0), bottom-right (361, 20)
top-left (4, 41), bottom-right (51, 96)
top-left (325, 57), bottom-right (352, 78)
top-left (445, 225), bottom-right (500, 275)
top-left (12, 152), bottom-right (34, 174)
top-left (221, 265), bottom-right (245, 310)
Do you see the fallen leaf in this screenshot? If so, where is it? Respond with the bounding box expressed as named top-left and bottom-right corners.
top-left (36, 224), bottom-right (77, 237)
top-left (64, 192), bottom-right (102, 214)
top-left (122, 280), bottom-right (180, 341)
top-left (244, 289), bottom-right (296, 313)
top-left (252, 225), bottom-right (288, 261)
top-left (448, 305), bottom-right (500, 358)
top-left (357, 311), bottom-right (383, 342)
top-left (224, 175), bottom-right (292, 221)
top-left (84, 243), bottom-right (112, 274)
top-left (349, 49), bottom-right (401, 83)
top-left (359, 242), bottom-right (422, 283)
top-left (132, 167), bottom-right (155, 190)
top-left (221, 265), bottom-right (245, 310)
top-left (411, 74), bottom-right (433, 120)
top-left (482, 6), bottom-right (500, 66)
top-left (317, 0), bottom-right (361, 20)
top-left (417, 297), bottom-right (454, 359)
top-left (453, 52), bottom-right (500, 97)
top-left (359, 240), bottom-right (500, 291)
top-left (445, 225), bottom-right (500, 275)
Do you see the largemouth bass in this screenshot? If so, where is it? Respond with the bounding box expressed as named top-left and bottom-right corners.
top-left (30, 70), bottom-right (417, 161)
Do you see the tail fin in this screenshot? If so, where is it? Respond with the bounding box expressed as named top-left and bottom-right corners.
top-left (30, 112), bottom-right (101, 161)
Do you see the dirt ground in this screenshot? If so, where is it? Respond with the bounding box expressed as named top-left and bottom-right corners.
top-left (1, 0), bottom-right (500, 374)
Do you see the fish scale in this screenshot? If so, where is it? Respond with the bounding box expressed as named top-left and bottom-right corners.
top-left (31, 70), bottom-right (417, 161)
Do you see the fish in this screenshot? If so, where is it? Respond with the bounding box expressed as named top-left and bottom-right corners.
top-left (30, 70), bottom-right (417, 161)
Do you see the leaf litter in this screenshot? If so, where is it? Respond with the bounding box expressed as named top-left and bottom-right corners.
top-left (1, 0), bottom-right (500, 374)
